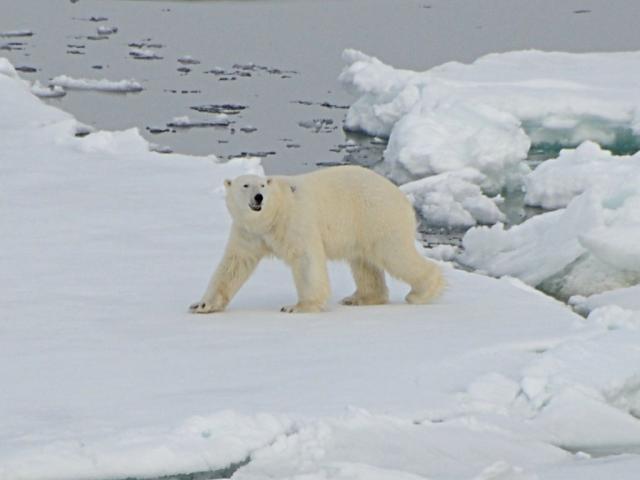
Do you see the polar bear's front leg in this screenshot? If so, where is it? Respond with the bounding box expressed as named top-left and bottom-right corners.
top-left (281, 251), bottom-right (330, 313)
top-left (190, 228), bottom-right (264, 314)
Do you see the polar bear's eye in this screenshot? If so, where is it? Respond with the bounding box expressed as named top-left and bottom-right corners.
top-left (243, 184), bottom-right (249, 188)
top-left (261, 184), bottom-right (265, 188)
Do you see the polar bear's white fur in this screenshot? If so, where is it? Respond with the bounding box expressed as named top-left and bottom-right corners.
top-left (190, 165), bottom-right (444, 313)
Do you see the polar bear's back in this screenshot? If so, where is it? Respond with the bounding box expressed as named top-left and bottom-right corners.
top-left (295, 166), bottom-right (417, 260)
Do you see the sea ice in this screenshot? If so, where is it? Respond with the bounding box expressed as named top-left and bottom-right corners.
top-left (167, 114), bottom-right (230, 128)
top-left (525, 141), bottom-right (640, 209)
top-left (401, 168), bottom-right (505, 228)
top-left (340, 49), bottom-right (640, 233)
top-left (96, 25), bottom-right (118, 35)
top-left (129, 48), bottom-right (163, 60)
top-left (2, 55), bottom-right (640, 480)
top-left (31, 80), bottom-right (66, 98)
top-left (0, 29), bottom-right (33, 37)
top-left (49, 75), bottom-right (143, 92)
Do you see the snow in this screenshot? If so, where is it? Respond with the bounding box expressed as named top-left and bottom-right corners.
top-left (129, 48), bottom-right (163, 60)
top-left (0, 29), bottom-right (33, 37)
top-left (401, 169), bottom-right (505, 228)
top-left (167, 114), bottom-right (231, 128)
top-left (31, 80), bottom-right (66, 98)
top-left (178, 55), bottom-right (201, 65)
top-left (570, 285), bottom-right (640, 315)
top-left (525, 141), bottom-right (640, 209)
top-left (49, 74), bottom-right (143, 92)
top-left (341, 49), bottom-right (640, 186)
top-left (459, 142), bottom-right (640, 297)
top-left (3, 55), bottom-right (640, 479)
top-left (97, 26), bottom-right (118, 35)
top-left (340, 49), bottom-right (640, 234)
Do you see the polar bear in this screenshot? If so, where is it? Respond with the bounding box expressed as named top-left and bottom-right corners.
top-left (190, 165), bottom-right (444, 313)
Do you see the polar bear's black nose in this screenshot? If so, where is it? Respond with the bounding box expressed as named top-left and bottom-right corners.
top-left (254, 193), bottom-right (263, 204)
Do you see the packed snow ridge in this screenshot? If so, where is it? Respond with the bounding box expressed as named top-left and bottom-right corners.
top-left (49, 75), bottom-right (143, 92)
top-left (340, 49), bottom-right (640, 228)
top-left (3, 54), bottom-right (640, 479)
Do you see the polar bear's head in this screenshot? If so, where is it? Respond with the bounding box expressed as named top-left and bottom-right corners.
top-left (224, 175), bottom-right (291, 227)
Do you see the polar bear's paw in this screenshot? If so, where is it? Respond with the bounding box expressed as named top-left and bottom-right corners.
top-left (340, 293), bottom-right (388, 306)
top-left (189, 301), bottom-right (224, 314)
top-left (280, 303), bottom-right (325, 313)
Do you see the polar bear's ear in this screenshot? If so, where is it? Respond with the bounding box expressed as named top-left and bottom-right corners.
top-left (224, 179), bottom-right (232, 188)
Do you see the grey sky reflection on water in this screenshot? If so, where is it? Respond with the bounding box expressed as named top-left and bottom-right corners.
top-left (2, 0), bottom-right (639, 174)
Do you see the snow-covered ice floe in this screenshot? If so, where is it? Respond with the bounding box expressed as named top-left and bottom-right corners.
top-left (129, 47), bottom-right (163, 60)
top-left (97, 25), bottom-right (118, 35)
top-left (3, 55), bottom-right (640, 479)
top-left (49, 74), bottom-right (143, 92)
top-left (31, 80), bottom-right (66, 98)
top-left (0, 29), bottom-right (33, 37)
top-left (340, 48), bottom-right (640, 228)
top-left (167, 114), bottom-right (231, 128)
top-left (459, 141), bottom-right (640, 298)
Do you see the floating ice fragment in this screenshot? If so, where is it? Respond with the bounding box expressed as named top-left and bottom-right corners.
top-left (0, 30), bottom-right (33, 37)
top-left (129, 48), bottom-right (163, 60)
top-left (50, 75), bottom-right (143, 92)
top-left (178, 55), bottom-right (200, 65)
top-left (31, 81), bottom-right (66, 98)
top-left (97, 26), bottom-right (118, 35)
top-left (167, 115), bottom-right (230, 128)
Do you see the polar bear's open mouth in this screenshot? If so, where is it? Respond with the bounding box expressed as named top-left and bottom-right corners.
top-left (249, 203), bottom-right (262, 212)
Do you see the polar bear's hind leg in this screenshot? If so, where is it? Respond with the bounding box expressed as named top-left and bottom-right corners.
top-left (382, 245), bottom-right (444, 304)
top-left (341, 258), bottom-right (389, 306)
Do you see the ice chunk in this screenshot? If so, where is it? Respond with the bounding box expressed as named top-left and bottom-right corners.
top-left (167, 114), bottom-right (230, 128)
top-left (340, 49), bottom-right (640, 192)
top-left (401, 169), bottom-right (505, 228)
top-left (570, 285), bottom-right (640, 314)
top-left (525, 141), bottom-right (640, 209)
top-left (129, 48), bottom-right (162, 60)
top-left (459, 192), bottom-right (604, 286)
top-left (177, 55), bottom-right (200, 65)
top-left (461, 158), bottom-right (640, 297)
top-left (49, 75), bottom-right (143, 92)
top-left (97, 26), bottom-right (118, 35)
top-left (0, 29), bottom-right (33, 37)
top-left (31, 80), bottom-right (66, 98)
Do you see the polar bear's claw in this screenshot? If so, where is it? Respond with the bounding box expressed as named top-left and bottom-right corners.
top-left (280, 303), bottom-right (324, 313)
top-left (189, 301), bottom-right (223, 314)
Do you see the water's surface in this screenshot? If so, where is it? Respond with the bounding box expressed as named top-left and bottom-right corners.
top-left (3, 0), bottom-right (640, 175)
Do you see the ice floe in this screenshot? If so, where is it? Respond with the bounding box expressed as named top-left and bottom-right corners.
top-left (3, 54), bottom-right (640, 480)
top-left (49, 75), bottom-right (143, 92)
top-left (340, 48), bottom-right (640, 233)
top-left (459, 141), bottom-right (640, 297)
top-left (31, 80), bottom-right (66, 98)
top-left (129, 47), bottom-right (163, 60)
top-left (96, 25), bottom-right (118, 35)
top-left (0, 29), bottom-right (33, 37)
top-left (401, 169), bottom-right (505, 228)
top-left (166, 114), bottom-right (231, 128)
